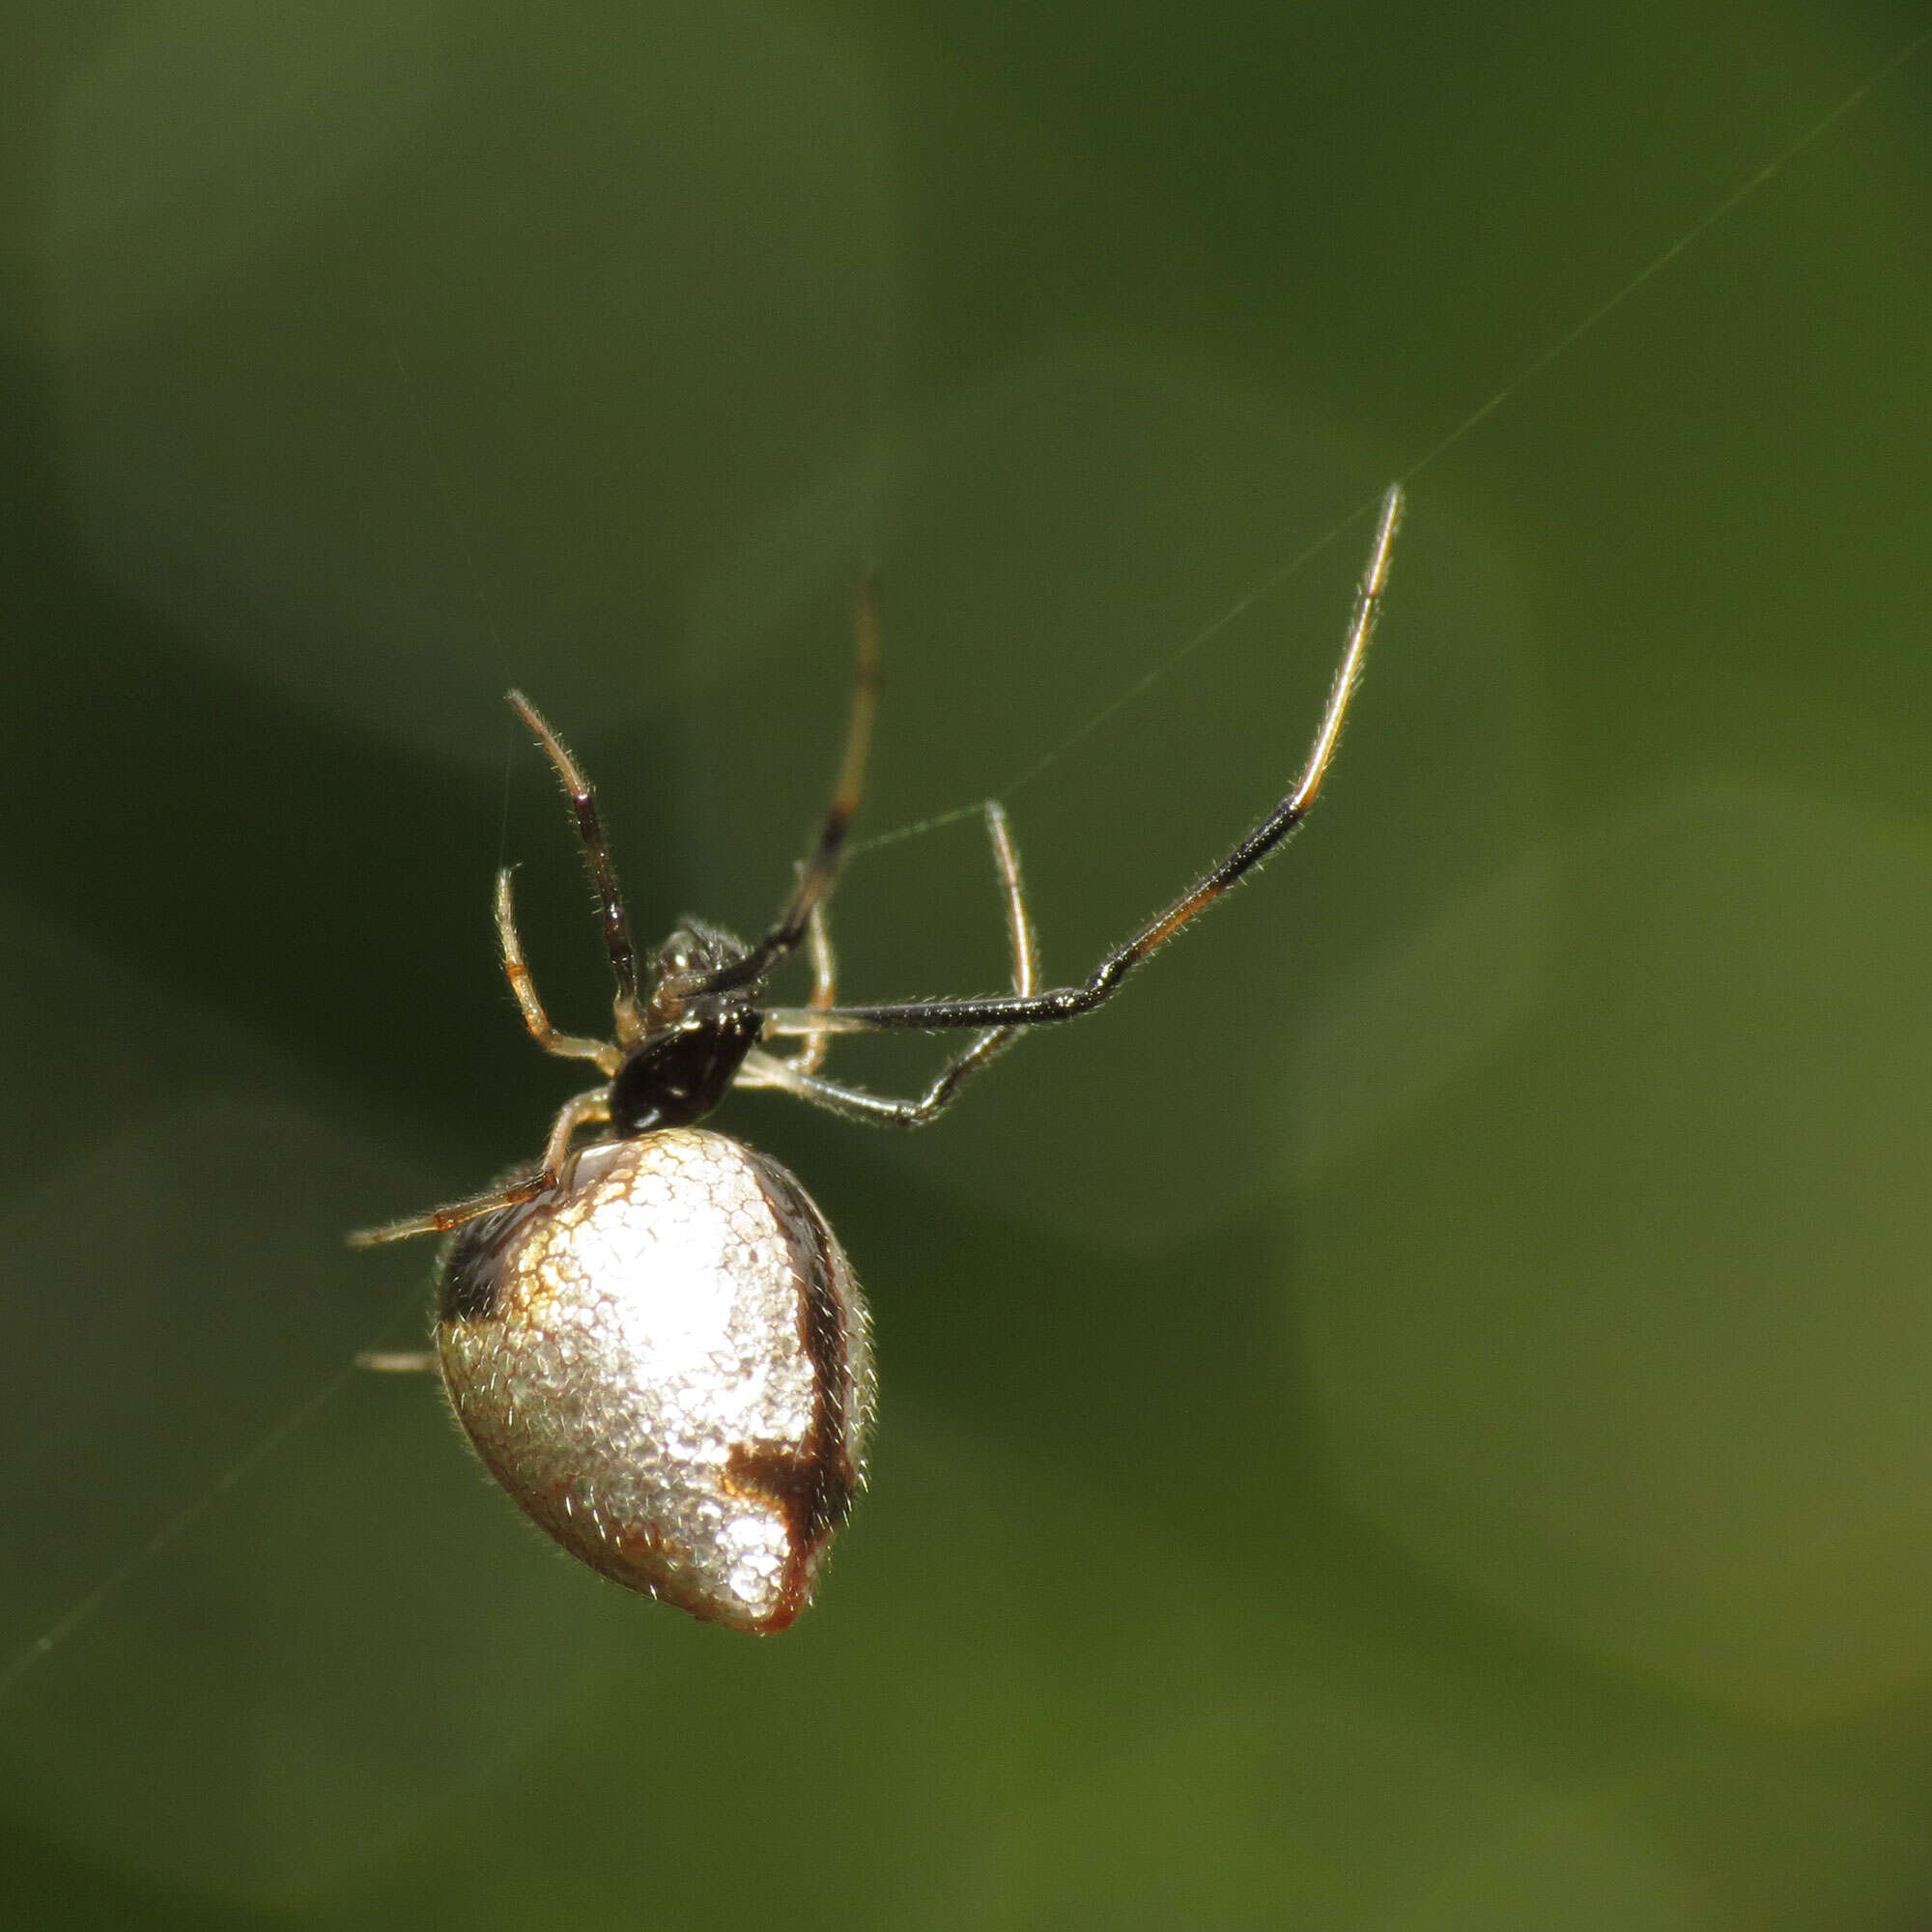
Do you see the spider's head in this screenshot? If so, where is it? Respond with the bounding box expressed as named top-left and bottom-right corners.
top-left (652, 918), bottom-right (750, 986)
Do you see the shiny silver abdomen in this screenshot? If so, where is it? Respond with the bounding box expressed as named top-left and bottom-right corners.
top-left (434, 1128), bottom-right (873, 1634)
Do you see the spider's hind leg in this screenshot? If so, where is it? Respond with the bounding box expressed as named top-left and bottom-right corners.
top-left (347, 1089), bottom-right (611, 1247)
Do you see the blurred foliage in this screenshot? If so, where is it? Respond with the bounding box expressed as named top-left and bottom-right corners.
top-left (4, 0), bottom-right (1932, 1925)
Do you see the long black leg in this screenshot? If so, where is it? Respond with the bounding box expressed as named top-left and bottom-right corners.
top-left (761, 484), bottom-right (1402, 1037)
top-left (507, 690), bottom-right (645, 1044)
top-left (691, 580), bottom-right (881, 996)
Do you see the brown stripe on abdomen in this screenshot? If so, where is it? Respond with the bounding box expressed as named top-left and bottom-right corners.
top-left (738, 1150), bottom-right (860, 1629)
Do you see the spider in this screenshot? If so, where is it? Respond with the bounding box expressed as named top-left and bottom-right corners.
top-left (353, 484), bottom-right (1403, 1634)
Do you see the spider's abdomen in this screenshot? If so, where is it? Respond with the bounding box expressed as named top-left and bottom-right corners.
top-left (434, 1129), bottom-right (873, 1634)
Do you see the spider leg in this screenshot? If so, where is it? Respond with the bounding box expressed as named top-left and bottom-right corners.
top-left (762, 484), bottom-right (1403, 1037)
top-left (982, 797), bottom-right (1040, 996)
top-left (346, 1089), bottom-right (611, 1246)
top-left (506, 690), bottom-right (646, 1045)
top-left (693, 579), bottom-right (881, 996)
top-left (496, 868), bottom-right (622, 1074)
top-left (782, 895), bottom-right (838, 1075)
top-left (745, 800), bottom-right (1038, 1126)
top-left (535, 1087), bottom-right (613, 1172)
top-left (347, 1177), bottom-right (553, 1248)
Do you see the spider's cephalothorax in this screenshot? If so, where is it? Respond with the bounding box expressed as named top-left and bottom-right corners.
top-left (354, 487), bottom-right (1405, 1634)
top-left (610, 923), bottom-right (761, 1136)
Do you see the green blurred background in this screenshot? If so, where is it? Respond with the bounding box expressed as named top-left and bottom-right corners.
top-left (5, 1), bottom-right (1932, 1925)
